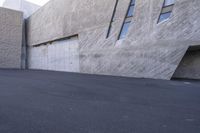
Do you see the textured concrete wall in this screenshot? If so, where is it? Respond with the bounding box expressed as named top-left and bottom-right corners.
top-left (28, 36), bottom-right (79, 72)
top-left (27, 0), bottom-right (200, 80)
top-left (0, 7), bottom-right (23, 68)
top-left (173, 49), bottom-right (200, 79)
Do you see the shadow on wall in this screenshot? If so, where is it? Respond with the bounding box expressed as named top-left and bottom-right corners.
top-left (173, 45), bottom-right (200, 80)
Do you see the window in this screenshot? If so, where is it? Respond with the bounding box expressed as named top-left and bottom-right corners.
top-left (158, 12), bottom-right (171, 23)
top-left (119, 21), bottom-right (131, 39)
top-left (118, 0), bottom-right (136, 40)
top-left (127, 1), bottom-right (135, 17)
top-left (164, 0), bottom-right (175, 6)
top-left (106, 0), bottom-right (119, 38)
top-left (158, 0), bottom-right (175, 23)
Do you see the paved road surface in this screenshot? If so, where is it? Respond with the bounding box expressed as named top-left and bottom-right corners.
top-left (0, 69), bottom-right (199, 133)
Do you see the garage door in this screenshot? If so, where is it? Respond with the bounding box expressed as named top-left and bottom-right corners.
top-left (28, 36), bottom-right (80, 72)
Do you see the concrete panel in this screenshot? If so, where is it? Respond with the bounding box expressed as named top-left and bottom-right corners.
top-left (28, 36), bottom-right (80, 72)
top-left (26, 0), bottom-right (200, 80)
top-left (0, 7), bottom-right (23, 69)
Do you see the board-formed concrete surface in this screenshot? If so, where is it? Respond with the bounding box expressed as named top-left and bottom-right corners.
top-left (28, 36), bottom-right (80, 72)
top-left (0, 7), bottom-right (23, 69)
top-left (0, 69), bottom-right (199, 133)
top-left (26, 0), bottom-right (200, 80)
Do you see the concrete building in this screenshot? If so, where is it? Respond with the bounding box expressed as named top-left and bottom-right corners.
top-left (0, 7), bottom-right (23, 68)
top-left (3, 0), bottom-right (40, 18)
top-left (0, 0), bottom-right (200, 80)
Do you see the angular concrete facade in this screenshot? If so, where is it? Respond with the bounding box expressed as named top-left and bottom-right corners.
top-left (25, 0), bottom-right (200, 80)
top-left (1, 0), bottom-right (200, 80)
top-left (0, 7), bottom-right (23, 69)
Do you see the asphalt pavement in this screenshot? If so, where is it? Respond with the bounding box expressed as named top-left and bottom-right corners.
top-left (0, 69), bottom-right (199, 133)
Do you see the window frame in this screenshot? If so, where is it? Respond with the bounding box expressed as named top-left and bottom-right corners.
top-left (158, 11), bottom-right (172, 23)
top-left (157, 0), bottom-right (175, 24)
top-left (164, 0), bottom-right (175, 6)
top-left (127, 4), bottom-right (135, 17)
top-left (106, 0), bottom-right (120, 38)
top-left (118, 21), bottom-right (131, 40)
top-left (118, 0), bottom-right (136, 40)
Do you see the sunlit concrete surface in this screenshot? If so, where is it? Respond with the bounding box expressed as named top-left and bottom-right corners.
top-left (26, 0), bottom-right (200, 80)
top-left (0, 7), bottom-right (23, 68)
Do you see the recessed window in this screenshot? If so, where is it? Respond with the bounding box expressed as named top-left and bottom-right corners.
top-left (127, 5), bottom-right (135, 17)
top-left (158, 0), bottom-right (175, 23)
top-left (158, 12), bottom-right (171, 23)
top-left (118, 0), bottom-right (136, 40)
top-left (131, 0), bottom-right (135, 5)
top-left (164, 0), bottom-right (175, 6)
top-left (119, 21), bottom-right (131, 39)
top-left (106, 0), bottom-right (119, 38)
